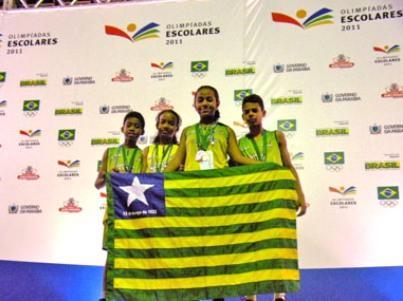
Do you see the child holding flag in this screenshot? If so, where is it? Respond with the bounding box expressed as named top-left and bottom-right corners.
top-left (165, 85), bottom-right (258, 172)
top-left (239, 94), bottom-right (307, 301)
top-left (94, 111), bottom-right (146, 301)
top-left (165, 85), bottom-right (260, 301)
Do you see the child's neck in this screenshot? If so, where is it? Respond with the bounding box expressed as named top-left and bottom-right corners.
top-left (248, 124), bottom-right (264, 138)
top-left (200, 115), bottom-right (216, 125)
top-left (124, 139), bottom-right (138, 148)
top-left (157, 136), bottom-right (173, 145)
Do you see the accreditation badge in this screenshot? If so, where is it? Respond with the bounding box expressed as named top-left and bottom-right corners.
top-left (196, 150), bottom-right (214, 170)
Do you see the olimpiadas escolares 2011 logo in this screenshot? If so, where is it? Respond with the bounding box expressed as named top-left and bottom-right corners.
top-left (272, 8), bottom-right (334, 29)
top-left (105, 22), bottom-right (160, 44)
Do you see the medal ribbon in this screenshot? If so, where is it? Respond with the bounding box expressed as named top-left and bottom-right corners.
top-left (121, 146), bottom-right (138, 172)
top-left (152, 144), bottom-right (173, 172)
top-left (249, 130), bottom-right (267, 161)
top-left (196, 123), bottom-right (216, 151)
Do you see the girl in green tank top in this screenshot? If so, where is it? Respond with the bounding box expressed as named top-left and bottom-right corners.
top-left (164, 86), bottom-right (261, 301)
top-left (143, 110), bottom-right (181, 172)
top-left (165, 85), bottom-right (260, 172)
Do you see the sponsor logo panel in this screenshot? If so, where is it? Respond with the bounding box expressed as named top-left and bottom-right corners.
top-left (166, 20), bottom-right (221, 46)
top-left (58, 129), bottom-right (76, 147)
top-left (271, 8), bottom-right (334, 30)
top-left (150, 97), bottom-right (174, 111)
top-left (291, 152), bottom-right (304, 170)
top-left (19, 129), bottom-right (41, 148)
top-left (225, 64), bottom-right (255, 76)
top-left (273, 62), bottom-right (311, 73)
top-left (0, 100), bottom-right (7, 116)
top-left (8, 204), bottom-right (42, 214)
top-left (377, 186), bottom-right (399, 207)
top-left (381, 83), bottom-right (403, 98)
top-left (5, 32), bottom-right (59, 55)
top-left (112, 69), bottom-right (133, 82)
top-left (150, 62), bottom-right (173, 81)
top-left (59, 198), bottom-right (82, 213)
top-left (17, 166), bottom-right (40, 180)
top-left (105, 22), bottom-right (160, 44)
top-left (63, 76), bottom-right (95, 85)
top-left (329, 186), bottom-right (357, 208)
top-left (373, 45), bottom-right (400, 65)
top-left (23, 100), bottom-right (40, 117)
top-left (324, 151), bottom-right (345, 171)
top-left (91, 137), bottom-right (120, 146)
top-left (340, 4), bottom-right (403, 31)
top-left (277, 119), bottom-right (297, 138)
top-left (329, 54), bottom-right (354, 68)
top-left (57, 160), bottom-right (80, 179)
top-left (191, 60), bottom-right (209, 78)
top-left (321, 92), bottom-right (361, 103)
top-left (234, 89), bottom-right (252, 105)
top-left (271, 90), bottom-right (303, 105)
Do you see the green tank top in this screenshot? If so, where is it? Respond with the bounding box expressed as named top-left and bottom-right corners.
top-left (184, 123), bottom-right (229, 171)
top-left (106, 145), bottom-right (143, 173)
top-left (145, 144), bottom-right (178, 172)
top-left (238, 130), bottom-right (283, 166)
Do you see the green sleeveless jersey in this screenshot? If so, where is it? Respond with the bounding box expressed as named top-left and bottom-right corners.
top-left (184, 123), bottom-right (229, 171)
top-left (145, 144), bottom-right (179, 173)
top-left (238, 130), bottom-right (283, 165)
top-left (106, 145), bottom-right (143, 173)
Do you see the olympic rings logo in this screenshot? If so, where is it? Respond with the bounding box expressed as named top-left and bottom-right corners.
top-left (23, 112), bottom-right (38, 117)
top-left (191, 73), bottom-right (207, 79)
top-left (380, 200), bottom-right (398, 207)
top-left (58, 141), bottom-right (73, 147)
top-left (326, 165), bottom-right (343, 172)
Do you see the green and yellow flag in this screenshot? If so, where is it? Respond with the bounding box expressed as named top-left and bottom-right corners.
top-left (106, 163), bottom-right (300, 301)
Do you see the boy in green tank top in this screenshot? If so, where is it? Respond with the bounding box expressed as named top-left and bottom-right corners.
top-left (94, 111), bottom-right (145, 301)
top-left (239, 94), bottom-right (307, 301)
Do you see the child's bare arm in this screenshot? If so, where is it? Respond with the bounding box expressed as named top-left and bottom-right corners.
top-left (277, 131), bottom-right (307, 216)
top-left (164, 130), bottom-right (186, 172)
top-left (95, 149), bottom-right (108, 189)
top-left (142, 146), bottom-right (149, 173)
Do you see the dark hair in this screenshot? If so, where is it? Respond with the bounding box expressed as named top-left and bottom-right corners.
top-left (123, 111), bottom-right (145, 130)
top-left (194, 85), bottom-right (220, 121)
top-left (195, 85), bottom-right (219, 101)
top-left (242, 94), bottom-right (265, 110)
top-left (153, 109), bottom-right (181, 144)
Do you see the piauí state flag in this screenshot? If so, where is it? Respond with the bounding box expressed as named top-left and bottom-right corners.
top-left (106, 163), bottom-right (300, 301)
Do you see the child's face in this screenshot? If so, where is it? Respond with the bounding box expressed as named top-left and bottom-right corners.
top-left (157, 111), bottom-right (178, 139)
top-left (122, 117), bottom-right (143, 141)
top-left (194, 88), bottom-right (219, 118)
top-left (242, 102), bottom-right (266, 127)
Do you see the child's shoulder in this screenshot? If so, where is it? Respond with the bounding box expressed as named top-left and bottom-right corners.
top-left (106, 145), bottom-right (120, 153)
top-left (183, 123), bottom-right (200, 133)
top-left (217, 122), bottom-right (235, 132)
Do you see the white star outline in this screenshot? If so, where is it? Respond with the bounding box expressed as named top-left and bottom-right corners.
top-left (119, 176), bottom-right (154, 208)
